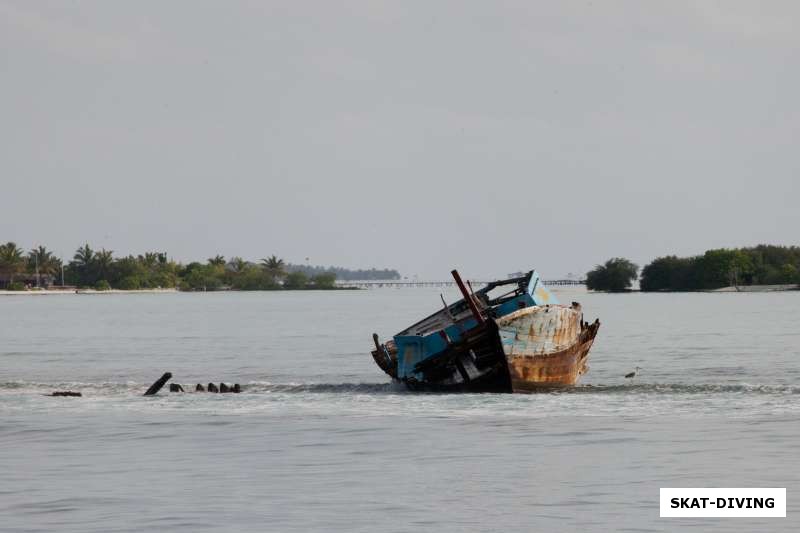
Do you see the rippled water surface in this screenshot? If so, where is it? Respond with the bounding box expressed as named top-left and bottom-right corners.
top-left (1, 288), bottom-right (799, 531)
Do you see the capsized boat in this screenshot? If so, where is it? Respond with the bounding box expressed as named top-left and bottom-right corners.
top-left (370, 270), bottom-right (600, 392)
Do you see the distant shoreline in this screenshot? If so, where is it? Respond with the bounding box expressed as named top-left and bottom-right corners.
top-left (710, 284), bottom-right (799, 293)
top-left (589, 284), bottom-right (799, 294)
top-left (4, 284), bottom-right (797, 296)
top-left (0, 288), bottom-right (180, 296)
top-left (0, 287), bottom-right (362, 296)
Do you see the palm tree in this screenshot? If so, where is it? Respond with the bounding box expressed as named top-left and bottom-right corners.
top-left (29, 246), bottom-right (49, 272)
top-left (73, 244), bottom-right (94, 268)
top-left (208, 255), bottom-right (226, 267)
top-left (70, 244), bottom-right (96, 286)
top-left (27, 246), bottom-right (61, 287)
top-left (0, 242), bottom-right (26, 285)
top-left (227, 257), bottom-right (247, 273)
top-left (260, 255), bottom-right (286, 283)
top-left (138, 252), bottom-right (160, 270)
top-left (94, 249), bottom-right (114, 281)
top-left (28, 246), bottom-right (60, 275)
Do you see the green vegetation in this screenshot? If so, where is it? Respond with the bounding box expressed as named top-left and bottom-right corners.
top-left (2, 242), bottom-right (64, 288)
top-left (65, 245), bottom-right (179, 289)
top-left (640, 245), bottom-right (800, 291)
top-left (0, 242), bottom-right (27, 284)
top-left (261, 255), bottom-right (286, 285)
top-left (311, 272), bottom-right (336, 289)
top-left (586, 258), bottom-right (639, 292)
top-left (283, 271), bottom-right (308, 290)
top-left (29, 246), bottom-right (62, 278)
top-left (1, 240), bottom-right (397, 291)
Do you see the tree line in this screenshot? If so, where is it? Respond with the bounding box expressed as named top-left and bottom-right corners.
top-left (0, 242), bottom-right (398, 291)
top-left (285, 264), bottom-right (400, 281)
top-left (586, 245), bottom-right (800, 292)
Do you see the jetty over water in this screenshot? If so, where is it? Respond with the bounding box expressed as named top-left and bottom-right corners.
top-left (336, 279), bottom-right (585, 289)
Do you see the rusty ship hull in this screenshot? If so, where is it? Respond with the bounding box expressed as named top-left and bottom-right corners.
top-left (370, 270), bottom-right (600, 393)
top-left (497, 305), bottom-right (600, 391)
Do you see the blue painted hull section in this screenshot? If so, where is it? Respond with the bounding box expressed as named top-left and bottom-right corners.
top-left (391, 270), bottom-right (558, 382)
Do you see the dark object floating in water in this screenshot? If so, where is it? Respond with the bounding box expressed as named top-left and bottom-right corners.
top-left (50, 391), bottom-right (82, 397)
top-left (144, 372), bottom-right (173, 396)
top-left (214, 383), bottom-right (241, 393)
top-left (141, 373), bottom-right (242, 395)
top-left (370, 269), bottom-right (600, 392)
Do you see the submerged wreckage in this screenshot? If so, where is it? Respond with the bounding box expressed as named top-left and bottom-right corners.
top-left (371, 270), bottom-right (600, 392)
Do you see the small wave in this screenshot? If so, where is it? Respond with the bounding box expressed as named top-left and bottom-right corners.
top-left (0, 381), bottom-right (138, 394)
top-left (237, 381), bottom-right (800, 396)
top-left (0, 380), bottom-right (403, 395)
top-left (564, 383), bottom-right (800, 395)
top-left (1, 380), bottom-right (797, 396)
top-left (244, 381), bottom-right (402, 394)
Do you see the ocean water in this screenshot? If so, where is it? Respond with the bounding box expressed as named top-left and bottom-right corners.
top-left (1, 288), bottom-right (798, 532)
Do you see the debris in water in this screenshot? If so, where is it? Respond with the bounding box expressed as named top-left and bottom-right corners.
top-left (144, 372), bottom-right (173, 396)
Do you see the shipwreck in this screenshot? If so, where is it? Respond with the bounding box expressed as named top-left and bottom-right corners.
top-left (371, 270), bottom-right (600, 392)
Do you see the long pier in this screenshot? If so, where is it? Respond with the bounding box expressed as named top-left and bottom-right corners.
top-left (336, 279), bottom-right (585, 289)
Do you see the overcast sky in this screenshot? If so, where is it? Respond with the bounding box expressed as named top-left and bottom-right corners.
top-left (1, 1), bottom-right (797, 279)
